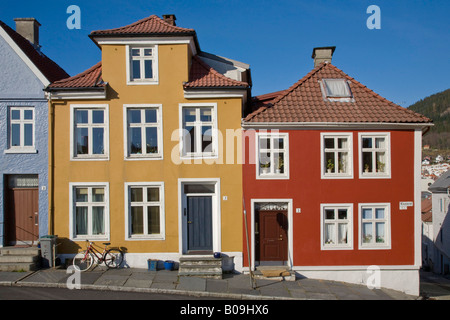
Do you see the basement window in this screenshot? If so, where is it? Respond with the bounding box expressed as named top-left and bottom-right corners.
top-left (321, 79), bottom-right (353, 101)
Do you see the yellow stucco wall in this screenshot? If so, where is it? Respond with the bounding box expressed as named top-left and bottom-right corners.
top-left (52, 43), bottom-right (243, 255)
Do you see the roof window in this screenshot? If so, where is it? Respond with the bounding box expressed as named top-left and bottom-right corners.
top-left (322, 79), bottom-right (352, 98)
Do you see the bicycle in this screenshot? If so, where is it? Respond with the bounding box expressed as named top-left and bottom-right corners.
top-left (72, 240), bottom-right (124, 272)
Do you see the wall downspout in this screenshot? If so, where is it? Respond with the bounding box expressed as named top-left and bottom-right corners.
top-left (47, 92), bottom-right (55, 236)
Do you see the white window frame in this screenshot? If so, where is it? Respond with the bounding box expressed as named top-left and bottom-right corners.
top-left (123, 104), bottom-right (163, 160)
top-left (125, 182), bottom-right (165, 240)
top-left (6, 106), bottom-right (36, 153)
top-left (126, 45), bottom-right (159, 85)
top-left (320, 132), bottom-right (353, 179)
top-left (179, 103), bottom-right (218, 159)
top-left (69, 182), bottom-right (110, 241)
top-left (70, 104), bottom-right (109, 161)
top-left (256, 132), bottom-right (289, 180)
top-left (358, 203), bottom-right (391, 250)
top-left (358, 132), bottom-right (391, 179)
top-left (320, 204), bottom-right (353, 250)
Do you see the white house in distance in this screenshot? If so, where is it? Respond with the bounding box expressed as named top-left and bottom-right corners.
top-left (428, 169), bottom-right (450, 274)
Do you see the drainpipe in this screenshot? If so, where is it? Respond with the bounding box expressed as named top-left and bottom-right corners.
top-left (47, 92), bottom-right (55, 236)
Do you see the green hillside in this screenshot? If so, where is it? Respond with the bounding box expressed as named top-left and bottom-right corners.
top-left (408, 88), bottom-right (450, 149)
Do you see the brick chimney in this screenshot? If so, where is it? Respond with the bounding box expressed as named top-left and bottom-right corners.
top-left (312, 46), bottom-right (336, 67)
top-left (14, 18), bottom-right (41, 49)
top-left (163, 14), bottom-right (176, 26)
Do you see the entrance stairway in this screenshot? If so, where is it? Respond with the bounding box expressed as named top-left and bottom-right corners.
top-left (0, 247), bottom-right (41, 271)
top-left (178, 256), bottom-right (223, 279)
top-left (253, 266), bottom-right (296, 281)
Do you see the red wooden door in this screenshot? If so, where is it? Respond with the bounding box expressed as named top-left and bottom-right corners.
top-left (5, 188), bottom-right (39, 245)
top-left (256, 210), bottom-right (288, 262)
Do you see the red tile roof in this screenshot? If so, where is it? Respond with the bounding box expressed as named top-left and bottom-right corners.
top-left (184, 55), bottom-right (249, 89)
top-left (47, 62), bottom-right (104, 89)
top-left (421, 198), bottom-right (432, 222)
top-left (90, 15), bottom-right (195, 37)
top-left (0, 20), bottom-right (69, 83)
top-left (245, 62), bottom-right (432, 124)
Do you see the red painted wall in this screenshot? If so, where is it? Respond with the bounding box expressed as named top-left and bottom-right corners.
top-left (242, 129), bottom-right (416, 267)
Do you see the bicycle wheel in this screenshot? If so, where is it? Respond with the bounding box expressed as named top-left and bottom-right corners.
top-left (104, 248), bottom-right (124, 269)
top-left (73, 250), bottom-right (94, 272)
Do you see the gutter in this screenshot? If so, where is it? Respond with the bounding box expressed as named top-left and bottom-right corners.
top-left (241, 121), bottom-right (434, 130)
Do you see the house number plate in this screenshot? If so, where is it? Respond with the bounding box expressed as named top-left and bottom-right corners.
top-left (399, 201), bottom-right (413, 210)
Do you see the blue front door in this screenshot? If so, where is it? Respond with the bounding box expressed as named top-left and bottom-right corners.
top-left (187, 196), bottom-right (213, 252)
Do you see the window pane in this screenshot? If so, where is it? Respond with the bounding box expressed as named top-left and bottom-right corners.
top-left (183, 108), bottom-right (196, 123)
top-left (275, 152), bottom-right (284, 173)
top-left (376, 223), bottom-right (385, 243)
top-left (130, 188), bottom-right (143, 202)
top-left (259, 152), bottom-right (271, 173)
top-left (144, 48), bottom-right (152, 56)
top-left (325, 153), bottom-right (335, 173)
top-left (362, 137), bottom-right (372, 148)
top-left (128, 109), bottom-right (141, 124)
top-left (148, 206), bottom-right (160, 234)
top-left (76, 110), bottom-right (88, 124)
top-left (24, 124), bottom-right (33, 146)
top-left (147, 188), bottom-right (159, 202)
top-left (184, 184), bottom-right (215, 194)
top-left (338, 209), bottom-right (347, 220)
top-left (376, 152), bottom-right (386, 172)
top-left (362, 223), bottom-right (373, 243)
top-left (131, 49), bottom-right (140, 56)
top-left (24, 110), bottom-right (33, 120)
top-left (325, 223), bottom-right (334, 244)
top-left (76, 128), bottom-right (89, 155)
top-left (183, 125), bottom-right (195, 153)
top-left (324, 138), bottom-right (334, 149)
top-left (200, 108), bottom-right (212, 122)
top-left (259, 138), bottom-right (270, 150)
top-left (11, 109), bottom-right (20, 120)
top-left (92, 188), bottom-right (104, 202)
top-left (273, 138), bottom-right (284, 150)
top-left (323, 79), bottom-right (350, 97)
top-left (130, 127), bottom-right (142, 154)
top-left (145, 109), bottom-right (157, 123)
top-left (92, 207), bottom-right (105, 235)
top-left (92, 128), bottom-right (104, 155)
top-left (338, 152), bottom-right (347, 173)
top-left (375, 137), bottom-right (385, 149)
top-left (338, 223), bottom-right (348, 244)
top-left (144, 60), bottom-right (153, 79)
top-left (201, 126), bottom-right (213, 152)
top-left (131, 206), bottom-right (144, 234)
top-left (362, 208), bottom-right (372, 219)
top-left (92, 110), bottom-right (104, 124)
top-left (146, 127), bottom-right (158, 154)
top-left (363, 152), bottom-right (372, 172)
top-left (75, 207), bottom-right (88, 235)
top-left (325, 209), bottom-right (335, 220)
top-left (375, 208), bottom-right (385, 219)
top-left (337, 138), bottom-right (347, 149)
top-left (132, 60), bottom-right (141, 79)
top-left (11, 124), bottom-right (20, 146)
top-left (75, 188), bottom-right (88, 202)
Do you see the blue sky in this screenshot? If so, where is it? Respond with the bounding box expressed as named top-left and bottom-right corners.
top-left (1, 0), bottom-right (449, 107)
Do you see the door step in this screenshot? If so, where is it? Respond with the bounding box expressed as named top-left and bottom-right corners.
top-left (253, 266), bottom-right (296, 281)
top-left (178, 256), bottom-right (223, 279)
top-left (0, 246), bottom-right (41, 271)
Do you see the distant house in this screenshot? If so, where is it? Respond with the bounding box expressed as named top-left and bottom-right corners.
top-left (421, 196), bottom-right (433, 270)
top-left (428, 169), bottom-right (450, 274)
top-left (0, 18), bottom-right (68, 246)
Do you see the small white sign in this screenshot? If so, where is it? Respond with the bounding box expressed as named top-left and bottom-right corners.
top-left (399, 201), bottom-right (413, 210)
top-left (296, 208), bottom-right (301, 213)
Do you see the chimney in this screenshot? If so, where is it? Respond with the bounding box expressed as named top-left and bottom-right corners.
top-left (162, 14), bottom-right (176, 26)
top-left (14, 18), bottom-right (41, 49)
top-left (312, 46), bottom-right (336, 67)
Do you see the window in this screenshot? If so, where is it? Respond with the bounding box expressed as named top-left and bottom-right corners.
top-left (359, 133), bottom-right (390, 178)
top-left (70, 183), bottom-right (109, 240)
top-left (124, 105), bottom-right (162, 159)
top-left (125, 183), bottom-right (165, 240)
top-left (180, 104), bottom-right (217, 158)
top-left (321, 204), bottom-right (353, 250)
top-left (71, 105), bottom-right (109, 160)
top-left (359, 203), bottom-right (390, 249)
top-left (256, 132), bottom-right (289, 179)
top-left (7, 107), bottom-right (35, 152)
top-left (321, 133), bottom-right (352, 178)
top-left (321, 79), bottom-right (352, 98)
top-left (127, 46), bottom-right (158, 84)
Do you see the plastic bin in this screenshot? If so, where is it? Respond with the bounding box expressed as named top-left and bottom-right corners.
top-left (164, 260), bottom-right (174, 271)
top-left (147, 259), bottom-right (158, 271)
top-left (39, 235), bottom-right (58, 268)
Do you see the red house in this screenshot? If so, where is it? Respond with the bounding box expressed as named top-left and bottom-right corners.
top-left (241, 47), bottom-right (432, 295)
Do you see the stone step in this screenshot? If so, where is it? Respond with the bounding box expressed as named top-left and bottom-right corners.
top-left (0, 246), bottom-right (41, 272)
top-left (0, 262), bottom-right (38, 272)
top-left (0, 255), bottom-right (39, 263)
top-left (253, 267), bottom-right (296, 281)
top-left (0, 247), bottom-right (40, 256)
top-left (178, 256), bottom-right (223, 279)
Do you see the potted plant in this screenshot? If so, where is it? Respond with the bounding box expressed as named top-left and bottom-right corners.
top-left (364, 163), bottom-right (370, 173)
top-left (260, 162), bottom-right (270, 174)
top-left (377, 161), bottom-right (385, 173)
top-left (276, 157), bottom-right (284, 174)
top-left (326, 159), bottom-right (334, 173)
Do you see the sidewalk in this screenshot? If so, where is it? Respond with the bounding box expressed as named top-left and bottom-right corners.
top-left (0, 266), bottom-right (420, 300)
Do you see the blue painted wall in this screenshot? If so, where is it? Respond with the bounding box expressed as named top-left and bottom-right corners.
top-left (0, 33), bottom-right (49, 246)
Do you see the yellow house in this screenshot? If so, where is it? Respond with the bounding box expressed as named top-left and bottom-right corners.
top-left (45, 15), bottom-right (251, 272)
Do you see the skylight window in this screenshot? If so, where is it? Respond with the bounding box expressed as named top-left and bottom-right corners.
top-left (322, 79), bottom-right (352, 98)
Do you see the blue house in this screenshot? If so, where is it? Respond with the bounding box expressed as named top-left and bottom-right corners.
top-left (0, 18), bottom-right (68, 246)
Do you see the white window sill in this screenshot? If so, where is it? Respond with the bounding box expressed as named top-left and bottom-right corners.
top-left (4, 148), bottom-right (37, 154)
top-left (256, 174), bottom-right (289, 180)
top-left (360, 173), bottom-right (391, 179)
top-left (126, 235), bottom-right (165, 241)
top-left (127, 80), bottom-right (159, 86)
top-left (72, 236), bottom-right (109, 242)
top-left (126, 154), bottom-right (163, 161)
top-left (71, 155), bottom-right (109, 161)
top-left (359, 244), bottom-right (391, 250)
top-left (321, 245), bottom-right (353, 250)
top-left (322, 173), bottom-right (353, 179)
